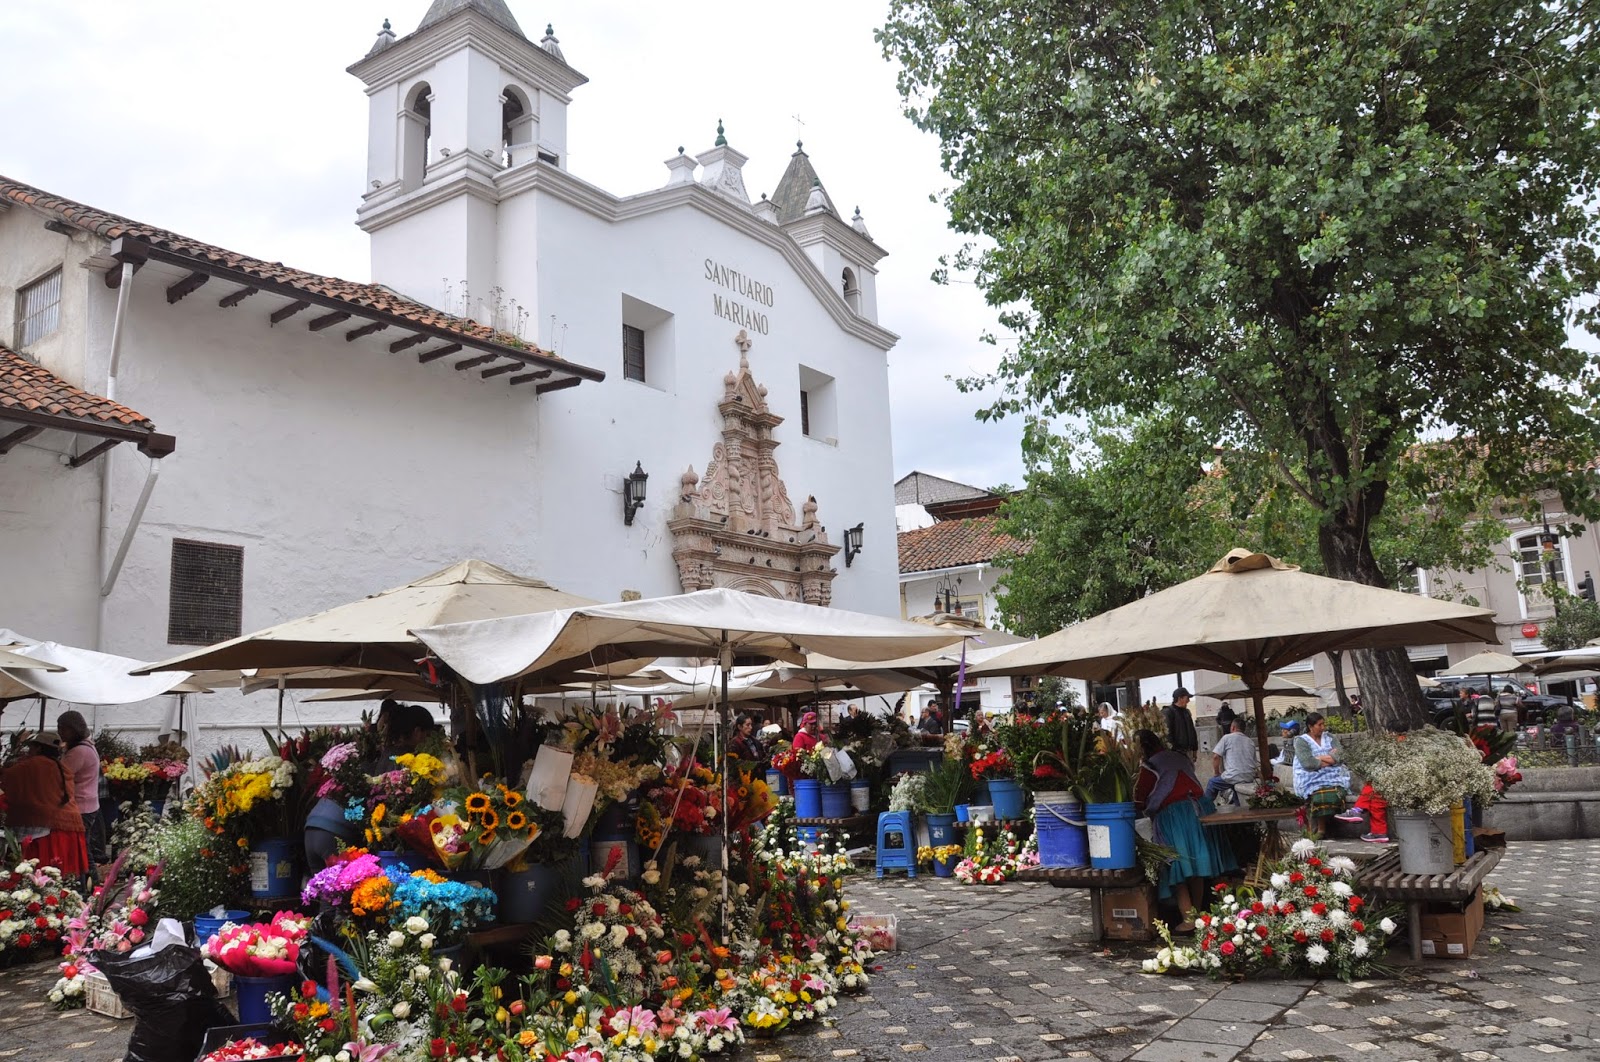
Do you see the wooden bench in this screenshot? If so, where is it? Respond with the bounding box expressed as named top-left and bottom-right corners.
top-left (1012, 865), bottom-right (1150, 939)
top-left (1353, 847), bottom-right (1503, 960)
top-left (794, 814), bottom-right (876, 846)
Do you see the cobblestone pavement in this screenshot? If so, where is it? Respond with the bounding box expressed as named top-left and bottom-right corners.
top-left (3, 840), bottom-right (1594, 1062)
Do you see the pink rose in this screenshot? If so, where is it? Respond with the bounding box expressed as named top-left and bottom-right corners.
top-left (128, 928), bottom-right (145, 944)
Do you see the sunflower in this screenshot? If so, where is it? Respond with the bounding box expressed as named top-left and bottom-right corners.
top-left (464, 792), bottom-right (492, 816)
top-left (506, 810), bottom-right (528, 832)
top-left (480, 808), bottom-right (499, 831)
top-left (503, 790), bottom-right (523, 808)
top-left (478, 828), bottom-right (498, 847)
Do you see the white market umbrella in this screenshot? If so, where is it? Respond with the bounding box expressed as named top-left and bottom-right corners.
top-left (414, 587), bottom-right (967, 938)
top-left (971, 549), bottom-right (1498, 776)
top-left (0, 646), bottom-right (63, 672)
top-left (134, 559), bottom-right (600, 675)
top-left (0, 632), bottom-right (194, 705)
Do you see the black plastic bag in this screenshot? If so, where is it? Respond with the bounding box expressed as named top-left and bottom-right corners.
top-left (92, 945), bottom-right (236, 1062)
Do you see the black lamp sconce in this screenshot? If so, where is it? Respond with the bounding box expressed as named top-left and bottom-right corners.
top-left (844, 522), bottom-right (865, 568)
top-left (623, 461), bottom-right (648, 525)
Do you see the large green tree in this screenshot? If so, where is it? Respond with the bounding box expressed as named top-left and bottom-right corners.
top-left (882, 0), bottom-right (1600, 729)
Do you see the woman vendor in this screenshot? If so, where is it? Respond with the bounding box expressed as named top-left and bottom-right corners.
top-left (777, 711), bottom-right (827, 782)
top-left (728, 712), bottom-right (766, 765)
top-left (1291, 711), bottom-right (1351, 837)
top-left (1133, 729), bottom-right (1237, 928)
top-left (1, 737), bottom-right (89, 880)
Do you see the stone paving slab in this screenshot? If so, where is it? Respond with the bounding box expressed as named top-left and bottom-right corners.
top-left (3, 840), bottom-right (1598, 1062)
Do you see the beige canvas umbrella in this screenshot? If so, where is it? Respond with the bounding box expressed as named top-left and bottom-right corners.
top-left (971, 549), bottom-right (1498, 775)
top-left (1195, 675), bottom-right (1315, 700)
top-left (133, 559), bottom-right (600, 675)
top-left (1441, 651), bottom-right (1531, 679)
top-left (414, 586), bottom-right (968, 937)
top-left (0, 647), bottom-right (64, 672)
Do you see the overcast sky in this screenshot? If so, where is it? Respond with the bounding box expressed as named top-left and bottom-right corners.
top-left (0, 0), bottom-right (1027, 492)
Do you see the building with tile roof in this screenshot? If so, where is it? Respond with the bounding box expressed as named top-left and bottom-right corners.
top-left (0, 0), bottom-right (903, 750)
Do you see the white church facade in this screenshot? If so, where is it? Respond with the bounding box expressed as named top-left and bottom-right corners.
top-left (0, 0), bottom-right (900, 746)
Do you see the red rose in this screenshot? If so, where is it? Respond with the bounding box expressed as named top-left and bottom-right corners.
top-left (302, 980), bottom-right (318, 997)
top-left (17, 933), bottom-right (32, 949)
top-left (43, 896), bottom-right (57, 907)
top-left (1307, 856), bottom-right (1321, 867)
top-left (26, 903), bottom-right (41, 914)
top-left (1321, 867), bottom-right (1334, 877)
top-left (34, 917), bottom-right (47, 929)
top-left (619, 903), bottom-right (633, 916)
top-left (1220, 941), bottom-right (1236, 955)
top-left (1289, 872), bottom-right (1304, 884)
top-left (565, 899), bottom-right (581, 913)
top-left (294, 1003), bottom-right (310, 1020)
top-left (1320, 928), bottom-right (1336, 943)
top-left (430, 1039), bottom-right (447, 1058)
top-left (1255, 925), bottom-right (1270, 938)
top-left (319, 1018), bottom-right (336, 1033)
top-left (1220, 922), bottom-right (1235, 935)
top-left (1251, 902), bottom-right (1265, 914)
top-left (452, 994), bottom-right (469, 1014)
top-left (43, 928), bottom-right (57, 941)
top-left (1303, 886), bottom-right (1319, 898)
top-left (591, 902), bottom-right (607, 917)
top-left (1348, 897), bottom-right (1364, 910)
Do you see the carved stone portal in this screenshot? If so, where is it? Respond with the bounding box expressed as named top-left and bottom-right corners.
top-left (669, 332), bottom-right (841, 603)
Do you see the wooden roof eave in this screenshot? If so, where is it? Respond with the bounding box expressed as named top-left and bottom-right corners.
top-left (107, 236), bottom-right (605, 393)
top-left (0, 403), bottom-right (175, 460)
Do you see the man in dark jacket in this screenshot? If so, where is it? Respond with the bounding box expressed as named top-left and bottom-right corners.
top-left (1164, 687), bottom-right (1200, 762)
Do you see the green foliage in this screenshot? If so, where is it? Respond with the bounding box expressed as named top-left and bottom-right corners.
top-left (1533, 586), bottom-right (1600, 651)
top-left (150, 815), bottom-right (245, 920)
top-left (919, 755), bottom-right (970, 813)
top-left (881, 0), bottom-right (1600, 719)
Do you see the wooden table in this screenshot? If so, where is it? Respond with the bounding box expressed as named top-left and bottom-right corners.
top-left (1200, 805), bottom-right (1302, 885)
top-left (794, 814), bottom-right (876, 845)
top-left (1353, 847), bottom-right (1503, 960)
top-left (1012, 865), bottom-right (1149, 939)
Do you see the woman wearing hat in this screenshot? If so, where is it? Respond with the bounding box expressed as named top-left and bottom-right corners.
top-left (780, 711), bottom-right (827, 782)
top-left (0, 737), bottom-right (88, 878)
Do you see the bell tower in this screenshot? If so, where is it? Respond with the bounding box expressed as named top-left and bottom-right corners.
top-left (347, 1), bottom-right (587, 313)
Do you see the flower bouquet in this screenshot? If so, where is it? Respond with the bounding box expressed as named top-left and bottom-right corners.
top-left (313, 741), bottom-right (370, 802)
top-left (198, 1037), bottom-right (307, 1061)
top-left (968, 747), bottom-right (1013, 782)
top-left (63, 860), bottom-right (159, 968)
top-left (302, 849), bottom-right (389, 912)
top-left (952, 822), bottom-right (1038, 883)
top-left (193, 757), bottom-right (297, 846)
top-left (642, 763), bottom-right (724, 837)
top-left (205, 911), bottom-right (311, 977)
top-left (445, 781), bottom-right (541, 870)
top-left (384, 866), bottom-right (496, 947)
top-left (1340, 725), bottom-right (1496, 814)
top-left (1, 859), bottom-right (83, 965)
top-left (1246, 780), bottom-right (1304, 811)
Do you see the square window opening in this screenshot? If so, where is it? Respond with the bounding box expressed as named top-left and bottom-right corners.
top-left (16, 268), bottom-right (62, 348)
top-left (621, 295), bottom-right (674, 392)
top-left (797, 364), bottom-right (838, 444)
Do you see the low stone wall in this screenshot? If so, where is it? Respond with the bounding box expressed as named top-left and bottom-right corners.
top-left (1483, 767), bottom-right (1600, 841)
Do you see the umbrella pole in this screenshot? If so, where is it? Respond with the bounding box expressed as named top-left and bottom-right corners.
top-left (276, 677), bottom-right (285, 731)
top-left (1250, 682), bottom-right (1272, 782)
top-left (719, 634), bottom-right (732, 944)
top-left (37, 695), bottom-right (45, 732)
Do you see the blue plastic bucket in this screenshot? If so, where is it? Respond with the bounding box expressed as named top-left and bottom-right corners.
top-left (989, 779), bottom-right (1027, 821)
top-left (193, 910), bottom-right (251, 947)
top-left (1034, 798), bottom-right (1089, 868)
top-left (766, 770), bottom-right (788, 797)
top-left (1084, 801), bottom-right (1138, 870)
top-left (248, 838), bottom-right (297, 899)
top-left (235, 973), bottom-right (295, 1025)
top-left (793, 779), bottom-right (823, 819)
top-left (499, 863), bottom-right (562, 924)
top-left (954, 804), bottom-right (969, 823)
top-left (821, 782), bottom-right (853, 819)
top-left (376, 850), bottom-right (410, 874)
top-left (925, 812), bottom-right (957, 847)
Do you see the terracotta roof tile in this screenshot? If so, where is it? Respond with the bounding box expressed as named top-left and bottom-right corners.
top-left (0, 344), bottom-right (156, 430)
top-left (0, 175), bottom-right (571, 365)
top-left (898, 515), bottom-right (1030, 574)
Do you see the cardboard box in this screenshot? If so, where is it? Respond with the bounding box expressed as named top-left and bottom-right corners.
top-left (1418, 886), bottom-right (1485, 959)
top-left (1098, 885), bottom-right (1157, 941)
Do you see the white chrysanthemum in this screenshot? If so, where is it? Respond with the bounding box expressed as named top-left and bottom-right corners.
top-left (1351, 936), bottom-right (1369, 957)
top-left (1379, 917), bottom-right (1397, 934)
top-left (1270, 872), bottom-right (1289, 890)
top-left (1290, 838), bottom-right (1317, 858)
top-left (1329, 856), bottom-right (1357, 874)
top-left (1306, 943), bottom-right (1329, 965)
top-left (1328, 910), bottom-right (1349, 929)
top-left (581, 922), bottom-right (606, 940)
top-left (609, 924), bottom-right (630, 949)
top-left (1330, 881), bottom-right (1352, 898)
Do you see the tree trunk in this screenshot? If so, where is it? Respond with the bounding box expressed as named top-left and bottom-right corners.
top-left (1327, 650), bottom-right (1351, 711)
top-left (1318, 516), bottom-right (1432, 731)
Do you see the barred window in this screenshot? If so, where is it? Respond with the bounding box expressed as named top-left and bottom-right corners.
top-left (16, 269), bottom-right (62, 348)
top-left (168, 540), bottom-right (244, 645)
top-left (622, 324), bottom-right (646, 383)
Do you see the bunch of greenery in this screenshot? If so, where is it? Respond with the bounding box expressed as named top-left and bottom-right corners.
top-left (1016, 711), bottom-right (1102, 795)
top-left (918, 755), bottom-right (969, 815)
top-left (150, 815), bottom-right (243, 920)
top-left (93, 729), bottom-right (141, 764)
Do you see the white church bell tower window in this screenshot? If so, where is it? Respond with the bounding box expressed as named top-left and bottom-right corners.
top-left (401, 83), bottom-right (433, 191)
top-left (841, 267), bottom-right (862, 314)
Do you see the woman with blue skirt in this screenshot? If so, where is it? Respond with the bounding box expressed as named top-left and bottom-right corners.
top-left (1133, 729), bottom-right (1238, 929)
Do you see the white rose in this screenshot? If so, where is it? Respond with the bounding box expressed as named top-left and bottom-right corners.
top-left (554, 929), bottom-right (571, 944)
top-left (353, 978), bottom-right (379, 993)
top-left (337, 1052), bottom-right (352, 1062)
top-left (1379, 917), bottom-right (1397, 935)
top-left (405, 916), bottom-right (428, 934)
top-left (642, 870), bottom-right (662, 885)
top-left (388, 931), bottom-right (406, 949)
top-left (412, 965), bottom-right (432, 981)
top-left (438, 957), bottom-right (453, 973)
top-left (392, 1001), bottom-right (411, 1019)
top-left (419, 933), bottom-right (436, 949)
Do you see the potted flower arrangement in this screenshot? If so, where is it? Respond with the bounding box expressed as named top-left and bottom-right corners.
top-left (1015, 711), bottom-right (1102, 867)
top-left (191, 756), bottom-right (298, 899)
top-left (2, 858), bottom-right (82, 968)
top-left (1340, 726), bottom-right (1496, 874)
top-left (1078, 728), bottom-right (1138, 870)
top-left (917, 754), bottom-right (969, 848)
top-left (205, 910), bottom-right (312, 1024)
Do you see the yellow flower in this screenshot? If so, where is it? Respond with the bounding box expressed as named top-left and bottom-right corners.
top-left (563, 990), bottom-right (578, 1005)
top-left (503, 790), bottom-right (523, 807)
top-left (506, 810), bottom-right (528, 832)
top-left (480, 808), bottom-right (499, 831)
top-left (465, 792), bottom-right (491, 816)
